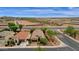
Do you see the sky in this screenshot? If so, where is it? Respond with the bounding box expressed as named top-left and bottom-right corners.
top-left (0, 7), bottom-right (79, 17)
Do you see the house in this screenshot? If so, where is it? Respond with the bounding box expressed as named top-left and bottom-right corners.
top-left (14, 31), bottom-right (30, 42)
top-left (0, 22), bottom-right (8, 29)
top-left (0, 31), bottom-right (14, 40)
top-left (15, 20), bottom-right (44, 26)
top-left (31, 29), bottom-right (46, 41)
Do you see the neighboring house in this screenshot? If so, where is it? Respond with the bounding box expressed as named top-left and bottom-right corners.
top-left (14, 31), bottom-right (30, 42)
top-left (0, 31), bottom-right (14, 40)
top-left (31, 29), bottom-right (46, 41)
top-left (0, 31), bottom-right (14, 46)
top-left (0, 22), bottom-right (8, 29)
top-left (15, 20), bottom-right (44, 26)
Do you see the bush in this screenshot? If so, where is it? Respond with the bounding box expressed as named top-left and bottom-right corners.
top-left (40, 38), bottom-right (48, 45)
top-left (64, 26), bottom-right (78, 38)
top-left (5, 38), bottom-right (15, 47)
top-left (3, 28), bottom-right (10, 31)
top-left (47, 29), bottom-right (57, 37)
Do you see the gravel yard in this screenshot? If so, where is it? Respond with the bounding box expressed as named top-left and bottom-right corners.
top-left (0, 31), bottom-right (14, 46)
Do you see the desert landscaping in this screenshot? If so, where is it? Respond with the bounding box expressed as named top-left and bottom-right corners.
top-left (0, 16), bottom-right (79, 51)
top-left (0, 17), bottom-right (67, 50)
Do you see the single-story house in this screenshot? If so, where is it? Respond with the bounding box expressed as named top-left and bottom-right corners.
top-left (31, 29), bottom-right (46, 41)
top-left (14, 31), bottom-right (30, 42)
top-left (0, 31), bottom-right (14, 40)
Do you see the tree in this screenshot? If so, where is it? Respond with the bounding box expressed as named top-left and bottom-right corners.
top-left (19, 24), bottom-right (23, 31)
top-left (8, 23), bottom-right (16, 27)
top-left (64, 26), bottom-right (78, 38)
top-left (8, 23), bottom-right (18, 33)
top-left (11, 26), bottom-right (18, 32)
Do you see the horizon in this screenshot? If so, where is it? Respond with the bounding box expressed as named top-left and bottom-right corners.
top-left (0, 7), bottom-right (79, 17)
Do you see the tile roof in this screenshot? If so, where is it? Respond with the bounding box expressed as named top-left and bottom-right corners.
top-left (15, 20), bottom-right (40, 26)
top-left (31, 29), bottom-right (45, 40)
top-left (15, 31), bottom-right (30, 40)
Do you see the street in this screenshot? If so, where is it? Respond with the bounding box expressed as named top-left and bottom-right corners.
top-left (57, 31), bottom-right (79, 51)
top-left (0, 46), bottom-right (74, 51)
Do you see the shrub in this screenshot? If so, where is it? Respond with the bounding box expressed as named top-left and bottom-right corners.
top-left (5, 38), bottom-right (15, 47)
top-left (47, 29), bottom-right (57, 37)
top-left (40, 38), bottom-right (48, 45)
top-left (64, 26), bottom-right (78, 38)
top-left (3, 28), bottom-right (10, 31)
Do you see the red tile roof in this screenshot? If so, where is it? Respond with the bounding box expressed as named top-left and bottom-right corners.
top-left (15, 20), bottom-right (40, 26)
top-left (15, 31), bottom-right (30, 40)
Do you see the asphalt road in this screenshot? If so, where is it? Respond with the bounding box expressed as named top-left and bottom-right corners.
top-left (1, 26), bottom-right (79, 30)
top-left (23, 26), bottom-right (79, 30)
top-left (57, 32), bottom-right (79, 51)
top-left (0, 47), bottom-right (74, 51)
